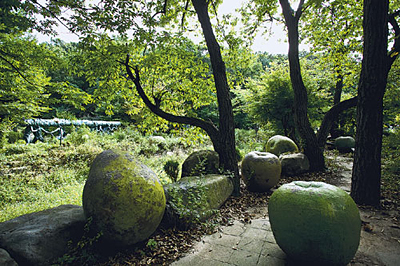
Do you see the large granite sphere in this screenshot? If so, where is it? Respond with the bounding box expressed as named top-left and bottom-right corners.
top-left (82, 149), bottom-right (166, 247)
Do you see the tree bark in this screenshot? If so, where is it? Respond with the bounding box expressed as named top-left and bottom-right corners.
top-left (279, 0), bottom-right (325, 171)
top-left (351, 0), bottom-right (389, 206)
top-left (192, 0), bottom-right (240, 195)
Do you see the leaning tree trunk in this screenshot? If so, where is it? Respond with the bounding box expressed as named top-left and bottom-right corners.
top-left (192, 0), bottom-right (240, 196)
top-left (351, 0), bottom-right (389, 206)
top-left (279, 0), bottom-right (325, 171)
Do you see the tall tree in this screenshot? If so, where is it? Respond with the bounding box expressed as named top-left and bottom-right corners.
top-left (243, 0), bottom-right (359, 171)
top-left (351, 0), bottom-right (400, 205)
top-left (278, 0), bottom-right (325, 171)
top-left (60, 0), bottom-right (241, 195)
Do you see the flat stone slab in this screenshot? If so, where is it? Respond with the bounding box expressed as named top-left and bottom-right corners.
top-left (171, 218), bottom-right (286, 266)
top-left (0, 205), bottom-right (86, 266)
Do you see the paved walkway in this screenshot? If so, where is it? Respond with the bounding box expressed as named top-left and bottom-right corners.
top-left (171, 155), bottom-right (400, 266)
top-left (172, 217), bottom-right (287, 266)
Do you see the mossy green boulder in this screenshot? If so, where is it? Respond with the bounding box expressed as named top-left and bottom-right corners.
top-left (241, 151), bottom-right (281, 192)
top-left (163, 174), bottom-right (233, 229)
top-left (268, 181), bottom-right (361, 265)
top-left (181, 150), bottom-right (219, 177)
top-left (265, 135), bottom-right (298, 156)
top-left (82, 149), bottom-right (166, 247)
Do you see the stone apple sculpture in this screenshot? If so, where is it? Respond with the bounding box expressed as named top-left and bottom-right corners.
top-left (241, 151), bottom-right (281, 192)
top-left (268, 181), bottom-right (361, 265)
top-left (265, 135), bottom-right (298, 156)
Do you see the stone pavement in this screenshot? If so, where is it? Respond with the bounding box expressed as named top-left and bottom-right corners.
top-left (171, 217), bottom-right (287, 266)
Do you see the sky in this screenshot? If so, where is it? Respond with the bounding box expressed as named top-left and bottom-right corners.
top-left (35, 0), bottom-right (307, 55)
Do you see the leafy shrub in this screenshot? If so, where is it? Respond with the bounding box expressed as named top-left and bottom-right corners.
top-left (164, 160), bottom-right (180, 182)
top-left (65, 126), bottom-right (96, 146)
top-left (380, 131), bottom-right (400, 206)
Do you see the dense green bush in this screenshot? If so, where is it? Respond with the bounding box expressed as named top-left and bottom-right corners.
top-left (164, 160), bottom-right (180, 182)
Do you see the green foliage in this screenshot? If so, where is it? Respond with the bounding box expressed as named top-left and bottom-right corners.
top-left (0, 36), bottom-right (91, 125)
top-left (0, 33), bottom-right (52, 123)
top-left (382, 130), bottom-right (400, 177)
top-left (235, 128), bottom-right (273, 155)
top-left (146, 238), bottom-right (158, 251)
top-left (164, 160), bottom-right (180, 182)
top-left (384, 59), bottom-right (400, 126)
top-left (302, 0), bottom-right (363, 90)
top-left (382, 130), bottom-right (400, 202)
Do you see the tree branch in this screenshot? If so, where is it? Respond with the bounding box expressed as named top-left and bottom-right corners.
top-left (181, 0), bottom-right (191, 30)
top-left (295, 0), bottom-right (306, 20)
top-left (0, 53), bottom-right (42, 88)
top-left (151, 0), bottom-right (168, 20)
top-left (388, 9), bottom-right (400, 67)
top-left (122, 54), bottom-right (219, 136)
top-left (28, 0), bottom-right (80, 37)
top-left (316, 96), bottom-right (358, 146)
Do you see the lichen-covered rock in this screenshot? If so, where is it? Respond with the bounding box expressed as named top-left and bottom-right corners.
top-left (279, 153), bottom-right (310, 176)
top-left (181, 150), bottom-right (219, 178)
top-left (265, 135), bottom-right (299, 156)
top-left (83, 149), bottom-right (166, 247)
top-left (162, 174), bottom-right (233, 229)
top-left (0, 249), bottom-right (17, 266)
top-left (268, 181), bottom-right (361, 265)
top-left (0, 205), bottom-right (85, 266)
top-left (335, 136), bottom-right (355, 153)
top-left (241, 151), bottom-right (281, 192)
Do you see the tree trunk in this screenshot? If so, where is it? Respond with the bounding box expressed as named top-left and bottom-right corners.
top-left (351, 0), bottom-right (389, 206)
top-left (279, 0), bottom-right (325, 171)
top-left (192, 0), bottom-right (240, 196)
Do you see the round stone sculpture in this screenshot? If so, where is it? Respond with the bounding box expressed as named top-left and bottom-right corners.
top-left (279, 153), bottom-right (310, 176)
top-left (82, 149), bottom-right (166, 247)
top-left (335, 136), bottom-right (355, 153)
top-left (268, 181), bottom-right (361, 265)
top-left (241, 151), bottom-right (281, 192)
top-left (265, 135), bottom-right (299, 156)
